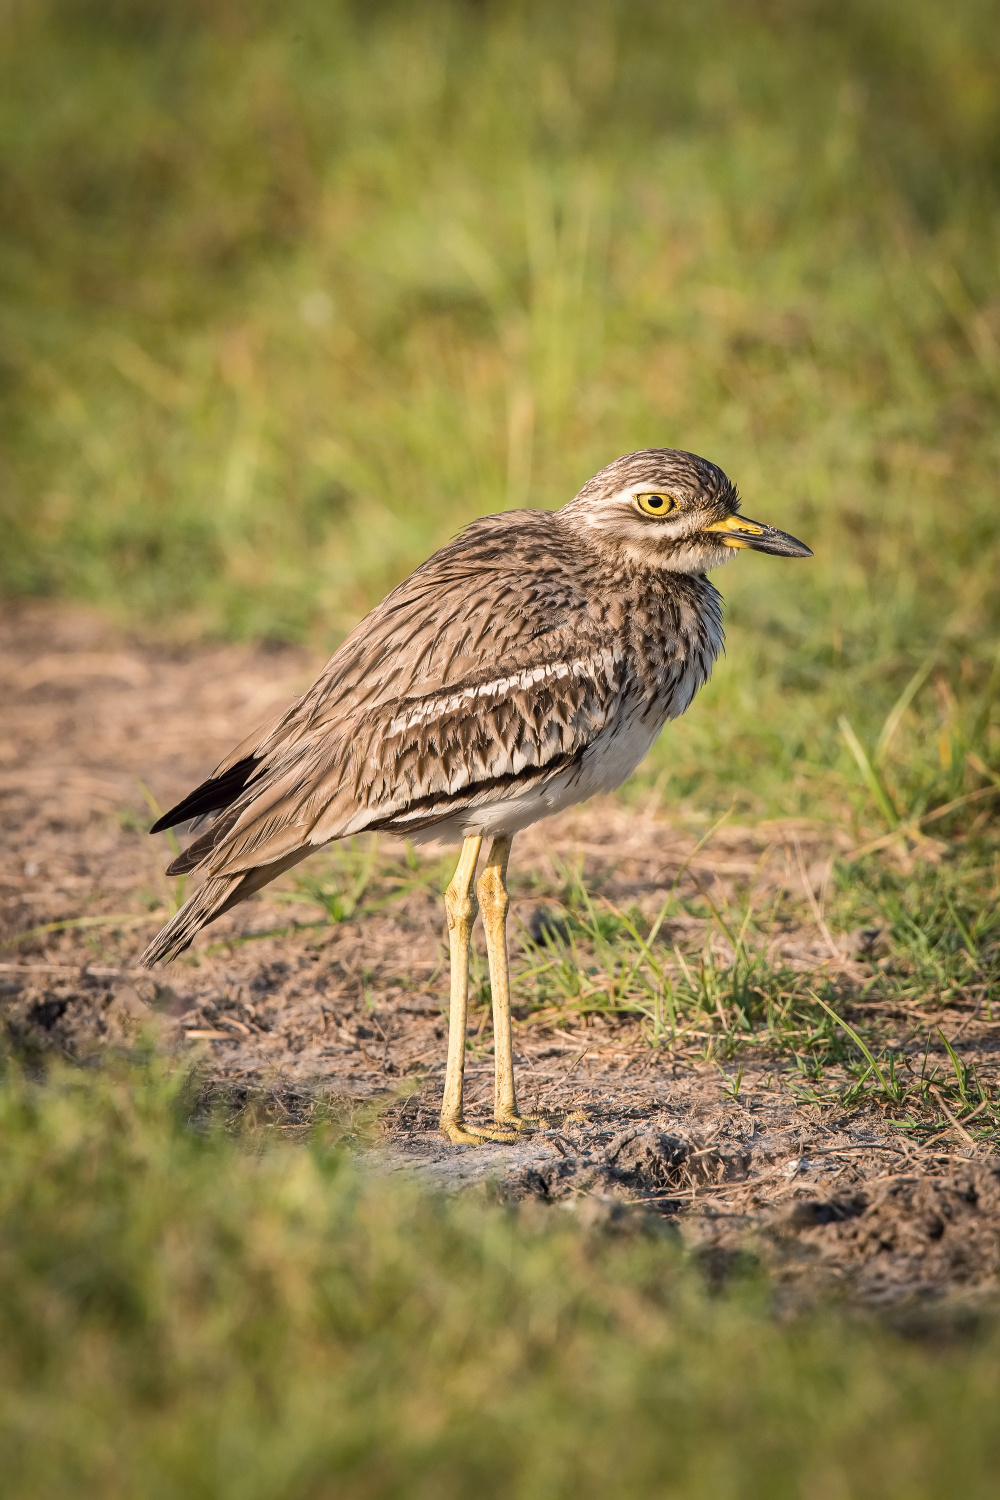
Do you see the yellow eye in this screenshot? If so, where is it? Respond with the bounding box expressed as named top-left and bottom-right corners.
top-left (634, 492), bottom-right (677, 518)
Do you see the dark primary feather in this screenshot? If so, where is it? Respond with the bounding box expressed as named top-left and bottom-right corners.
top-left (149, 755), bottom-right (261, 834)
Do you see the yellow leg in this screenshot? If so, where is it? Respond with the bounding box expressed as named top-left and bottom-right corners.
top-left (440, 834), bottom-right (515, 1145)
top-left (477, 835), bottom-right (540, 1131)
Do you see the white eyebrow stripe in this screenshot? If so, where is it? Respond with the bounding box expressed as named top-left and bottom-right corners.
top-left (387, 650), bottom-right (619, 737)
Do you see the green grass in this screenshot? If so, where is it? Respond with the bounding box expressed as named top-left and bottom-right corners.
top-left (0, 1054), bottom-right (999, 1500)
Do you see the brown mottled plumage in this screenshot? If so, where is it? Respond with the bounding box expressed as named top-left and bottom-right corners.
top-left (142, 448), bottom-right (811, 1142)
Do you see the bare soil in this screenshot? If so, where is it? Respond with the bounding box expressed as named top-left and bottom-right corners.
top-left (2, 601), bottom-right (998, 1315)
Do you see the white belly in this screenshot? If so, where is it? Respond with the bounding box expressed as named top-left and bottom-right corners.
top-left (413, 699), bottom-right (664, 845)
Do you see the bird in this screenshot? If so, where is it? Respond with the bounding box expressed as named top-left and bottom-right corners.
top-left (141, 448), bottom-right (811, 1143)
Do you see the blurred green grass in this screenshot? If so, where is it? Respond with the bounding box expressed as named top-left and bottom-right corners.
top-left (2, 0), bottom-right (999, 820)
top-left (2, 1054), bottom-right (1000, 1500)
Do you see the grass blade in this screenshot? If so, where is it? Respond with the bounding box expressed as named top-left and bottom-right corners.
top-left (816, 996), bottom-right (900, 1102)
top-left (1, 915), bottom-right (158, 950)
top-left (838, 716), bottom-right (899, 830)
top-left (936, 1027), bottom-right (970, 1102)
top-left (875, 651), bottom-right (937, 764)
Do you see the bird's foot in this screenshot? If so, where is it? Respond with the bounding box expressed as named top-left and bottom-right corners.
top-left (440, 1116), bottom-right (518, 1145)
top-left (495, 1108), bottom-right (588, 1133)
top-left (440, 1107), bottom-right (589, 1145)
top-left (494, 1110), bottom-right (542, 1134)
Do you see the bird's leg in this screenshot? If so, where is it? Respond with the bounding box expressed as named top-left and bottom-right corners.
top-left (440, 834), bottom-right (515, 1145)
top-left (477, 835), bottom-right (541, 1132)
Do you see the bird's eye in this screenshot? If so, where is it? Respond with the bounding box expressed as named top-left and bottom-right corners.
top-left (634, 492), bottom-right (677, 518)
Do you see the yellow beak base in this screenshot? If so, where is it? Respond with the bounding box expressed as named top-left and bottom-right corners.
top-left (703, 513), bottom-right (812, 559)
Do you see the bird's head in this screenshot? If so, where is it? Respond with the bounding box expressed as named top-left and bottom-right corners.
top-left (560, 448), bottom-right (812, 573)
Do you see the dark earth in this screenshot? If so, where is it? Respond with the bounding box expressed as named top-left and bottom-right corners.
top-left (2, 602), bottom-right (998, 1318)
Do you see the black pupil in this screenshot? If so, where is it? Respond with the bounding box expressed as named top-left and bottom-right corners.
top-left (648, 495), bottom-right (663, 508)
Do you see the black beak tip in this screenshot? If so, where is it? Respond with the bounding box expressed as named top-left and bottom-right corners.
top-left (759, 526), bottom-right (813, 559)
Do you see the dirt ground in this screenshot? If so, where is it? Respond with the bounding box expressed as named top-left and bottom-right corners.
top-left (2, 601), bottom-right (998, 1316)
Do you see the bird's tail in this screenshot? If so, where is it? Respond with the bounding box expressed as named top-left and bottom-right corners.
top-left (140, 875), bottom-right (243, 966)
top-left (140, 848), bottom-right (310, 967)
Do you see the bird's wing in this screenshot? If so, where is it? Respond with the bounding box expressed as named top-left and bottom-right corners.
top-left (244, 512), bottom-right (611, 752)
top-left (139, 626), bottom-right (635, 967)
top-left (171, 626), bottom-right (630, 877)
top-left (150, 510), bottom-right (602, 836)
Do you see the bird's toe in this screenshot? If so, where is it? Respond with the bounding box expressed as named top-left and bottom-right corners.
top-left (440, 1118), bottom-right (519, 1146)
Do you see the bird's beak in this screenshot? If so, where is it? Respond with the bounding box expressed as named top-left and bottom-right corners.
top-left (703, 513), bottom-right (813, 558)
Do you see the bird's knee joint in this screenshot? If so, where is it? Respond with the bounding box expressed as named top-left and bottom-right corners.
top-left (445, 884), bottom-right (478, 931)
top-left (476, 868), bottom-right (508, 921)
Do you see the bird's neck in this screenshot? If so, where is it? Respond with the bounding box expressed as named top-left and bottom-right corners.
top-left (584, 553), bottom-right (726, 704)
